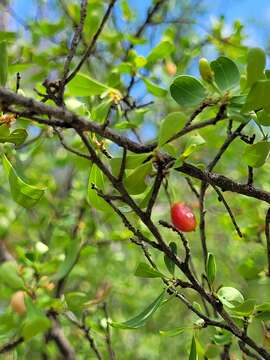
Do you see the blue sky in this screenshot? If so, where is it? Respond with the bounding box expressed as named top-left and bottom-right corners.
top-left (11, 0), bottom-right (270, 48)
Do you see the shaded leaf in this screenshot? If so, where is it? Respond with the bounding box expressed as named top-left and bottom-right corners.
top-left (243, 80), bottom-right (270, 112)
top-left (243, 141), bottom-right (270, 168)
top-left (124, 161), bottom-right (152, 195)
top-left (54, 240), bottom-right (81, 281)
top-left (158, 112), bottom-right (186, 146)
top-left (206, 253), bottom-right (216, 286)
top-left (0, 261), bottom-right (25, 290)
top-left (164, 242), bottom-right (177, 276)
top-left (189, 336), bottom-right (198, 360)
top-left (110, 290), bottom-right (165, 329)
top-left (0, 41), bottom-right (8, 86)
top-left (87, 164), bottom-right (111, 211)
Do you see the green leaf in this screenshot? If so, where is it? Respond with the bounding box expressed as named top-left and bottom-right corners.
top-left (54, 241), bottom-right (81, 281)
top-left (230, 299), bottom-right (255, 316)
top-left (243, 80), bottom-right (270, 112)
top-left (170, 75), bottom-right (206, 108)
top-left (92, 99), bottom-right (112, 123)
top-left (243, 141), bottom-right (270, 168)
top-left (135, 263), bottom-right (164, 278)
top-left (87, 164), bottom-right (111, 211)
top-left (217, 287), bottom-right (244, 309)
top-left (110, 290), bottom-right (165, 329)
top-left (0, 127), bottom-right (28, 146)
top-left (124, 161), bottom-right (152, 195)
top-left (164, 242), bottom-right (177, 276)
top-left (158, 112), bottom-right (186, 146)
top-left (254, 303), bottom-right (270, 320)
top-left (210, 56), bottom-right (240, 91)
top-left (147, 40), bottom-right (174, 63)
top-left (2, 154), bottom-right (45, 208)
top-left (65, 292), bottom-right (88, 311)
top-left (213, 330), bottom-right (232, 345)
top-left (0, 261), bottom-right (25, 290)
top-left (180, 133), bottom-right (205, 160)
top-left (111, 153), bottom-right (150, 176)
top-left (22, 314), bottom-right (51, 341)
top-left (206, 253), bottom-right (216, 286)
top-left (159, 326), bottom-right (186, 337)
top-left (0, 41), bottom-right (8, 86)
top-left (189, 336), bottom-right (198, 360)
top-left (246, 48), bottom-right (266, 87)
top-left (256, 109), bottom-right (270, 126)
top-left (68, 73), bottom-right (109, 97)
top-left (142, 77), bottom-right (167, 97)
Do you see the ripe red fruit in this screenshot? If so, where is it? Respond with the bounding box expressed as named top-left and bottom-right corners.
top-left (171, 203), bottom-right (196, 232)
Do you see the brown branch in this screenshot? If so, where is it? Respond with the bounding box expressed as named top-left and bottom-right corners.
top-left (265, 208), bottom-right (270, 276)
top-left (0, 337), bottom-right (23, 354)
top-left (65, 312), bottom-right (103, 360)
top-left (103, 303), bottom-right (115, 360)
top-left (65, 0), bottom-right (117, 84)
top-left (58, 0), bottom-right (88, 103)
top-left (212, 184), bottom-right (242, 238)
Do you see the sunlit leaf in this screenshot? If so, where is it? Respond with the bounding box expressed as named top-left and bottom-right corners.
top-left (170, 75), bottom-right (206, 107)
top-left (2, 154), bottom-right (45, 208)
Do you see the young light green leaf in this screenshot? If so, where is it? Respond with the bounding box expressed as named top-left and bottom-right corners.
top-left (243, 80), bottom-right (270, 112)
top-left (0, 261), bottom-right (25, 290)
top-left (158, 112), bottom-right (186, 146)
top-left (180, 133), bottom-right (205, 160)
top-left (0, 128), bottom-right (28, 146)
top-left (189, 336), bottom-right (198, 360)
top-left (54, 240), bottom-right (81, 281)
top-left (170, 75), bottom-right (206, 108)
top-left (206, 253), bottom-right (216, 286)
top-left (210, 56), bottom-right (240, 91)
top-left (110, 290), bottom-right (165, 329)
top-left (68, 72), bottom-right (109, 97)
top-left (92, 99), bottom-right (112, 123)
top-left (164, 242), bottom-right (177, 276)
top-left (142, 77), bottom-right (167, 97)
top-left (0, 41), bottom-right (8, 86)
top-left (22, 314), bottom-right (51, 340)
top-left (159, 326), bottom-right (186, 337)
top-left (243, 141), bottom-right (270, 168)
top-left (87, 164), bottom-right (111, 211)
top-left (147, 40), bottom-right (174, 63)
top-left (217, 286), bottom-right (244, 308)
top-left (246, 47), bottom-right (266, 87)
top-left (2, 154), bottom-right (45, 208)
top-left (124, 161), bottom-right (152, 195)
top-left (135, 263), bottom-right (164, 278)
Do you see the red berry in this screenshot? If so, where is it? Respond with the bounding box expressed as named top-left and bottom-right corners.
top-left (171, 203), bottom-right (196, 232)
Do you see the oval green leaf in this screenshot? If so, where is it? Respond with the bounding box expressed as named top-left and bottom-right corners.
top-left (243, 141), bottom-right (270, 168)
top-left (170, 75), bottom-right (206, 108)
top-left (210, 56), bottom-right (240, 91)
